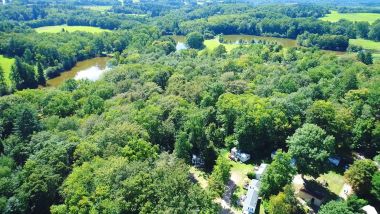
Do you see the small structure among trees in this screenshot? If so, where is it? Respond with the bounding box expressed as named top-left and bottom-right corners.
top-left (229, 147), bottom-right (251, 163)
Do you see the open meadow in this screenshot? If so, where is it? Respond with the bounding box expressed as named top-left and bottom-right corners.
top-left (320, 11), bottom-right (380, 24)
top-left (0, 55), bottom-right (15, 84)
top-left (35, 25), bottom-right (111, 33)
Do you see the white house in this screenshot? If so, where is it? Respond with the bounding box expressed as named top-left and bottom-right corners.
top-left (362, 205), bottom-right (378, 214)
top-left (243, 179), bottom-right (260, 214)
top-left (255, 163), bottom-right (268, 180)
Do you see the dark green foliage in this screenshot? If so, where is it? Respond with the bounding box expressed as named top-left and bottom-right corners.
top-left (371, 172), bottom-right (380, 201)
top-left (357, 51), bottom-right (373, 65)
top-left (186, 32), bottom-right (205, 49)
top-left (10, 57), bottom-right (38, 91)
top-left (0, 66), bottom-right (7, 96)
top-left (318, 200), bottom-right (354, 214)
top-left (36, 62), bottom-right (45, 86)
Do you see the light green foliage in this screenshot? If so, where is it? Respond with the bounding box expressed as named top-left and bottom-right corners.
top-left (267, 185), bottom-right (303, 214)
top-left (208, 156), bottom-right (231, 197)
top-left (345, 159), bottom-right (377, 195)
top-left (260, 151), bottom-right (296, 198)
top-left (52, 154), bottom-right (218, 214)
top-left (0, 55), bottom-right (14, 85)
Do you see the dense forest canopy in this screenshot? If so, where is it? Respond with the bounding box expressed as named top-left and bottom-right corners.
top-left (0, 0), bottom-right (380, 214)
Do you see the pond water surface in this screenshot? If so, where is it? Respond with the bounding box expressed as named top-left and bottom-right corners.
top-left (47, 57), bottom-right (109, 87)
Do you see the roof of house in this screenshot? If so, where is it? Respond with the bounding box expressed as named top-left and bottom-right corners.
top-left (362, 205), bottom-right (378, 214)
top-left (256, 163), bottom-right (268, 174)
top-left (299, 188), bottom-right (325, 200)
top-left (243, 180), bottom-right (260, 213)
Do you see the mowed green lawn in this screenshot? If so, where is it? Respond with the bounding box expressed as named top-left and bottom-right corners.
top-left (35, 25), bottom-right (111, 33)
top-left (350, 39), bottom-right (380, 52)
top-left (321, 11), bottom-right (380, 24)
top-left (204, 38), bottom-right (240, 53)
top-left (0, 55), bottom-right (15, 84)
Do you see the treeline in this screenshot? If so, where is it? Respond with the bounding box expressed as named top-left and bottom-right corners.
top-left (297, 33), bottom-right (349, 51)
top-left (0, 27), bottom-right (161, 91)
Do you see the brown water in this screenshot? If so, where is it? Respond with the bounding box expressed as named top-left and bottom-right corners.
top-left (47, 57), bottom-right (109, 87)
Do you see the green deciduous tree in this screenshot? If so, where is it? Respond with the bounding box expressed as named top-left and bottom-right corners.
top-left (345, 159), bottom-right (377, 196)
top-left (0, 65), bottom-right (7, 96)
top-left (287, 123), bottom-right (335, 177)
top-left (267, 185), bottom-right (303, 214)
top-left (260, 151), bottom-right (296, 198)
top-left (318, 200), bottom-right (354, 214)
top-left (371, 172), bottom-right (380, 201)
top-left (208, 156), bottom-right (231, 197)
top-left (186, 32), bottom-right (204, 49)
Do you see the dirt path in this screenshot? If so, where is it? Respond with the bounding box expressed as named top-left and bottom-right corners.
top-left (217, 171), bottom-right (241, 214)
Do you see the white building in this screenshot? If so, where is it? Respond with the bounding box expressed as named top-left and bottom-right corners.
top-left (243, 179), bottom-right (260, 214)
top-left (362, 205), bottom-right (378, 214)
top-left (255, 163), bottom-right (268, 180)
top-left (230, 147), bottom-right (251, 163)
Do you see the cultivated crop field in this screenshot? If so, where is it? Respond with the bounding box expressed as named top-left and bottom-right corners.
top-left (0, 55), bottom-right (15, 84)
top-left (35, 25), bottom-right (111, 33)
top-left (321, 11), bottom-right (380, 24)
top-left (82, 5), bottom-right (112, 11)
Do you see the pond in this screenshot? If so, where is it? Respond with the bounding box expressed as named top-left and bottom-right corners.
top-left (47, 57), bottom-right (110, 87)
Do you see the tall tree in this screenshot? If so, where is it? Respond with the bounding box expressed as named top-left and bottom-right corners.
top-left (37, 62), bottom-right (46, 86)
top-left (208, 156), bottom-right (231, 197)
top-left (318, 201), bottom-right (354, 214)
top-left (186, 32), bottom-right (204, 49)
top-left (345, 159), bottom-right (377, 196)
top-left (287, 123), bottom-right (335, 177)
top-left (0, 65), bottom-right (7, 96)
top-left (260, 151), bottom-right (296, 198)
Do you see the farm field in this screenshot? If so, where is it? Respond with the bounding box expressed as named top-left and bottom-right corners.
top-left (320, 11), bottom-right (380, 24)
top-left (35, 25), bottom-right (111, 33)
top-left (0, 55), bottom-right (15, 84)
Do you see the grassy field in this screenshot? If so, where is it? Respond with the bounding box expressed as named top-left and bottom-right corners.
top-left (204, 38), bottom-right (240, 53)
top-left (82, 5), bottom-right (112, 11)
top-left (321, 11), bottom-right (380, 24)
top-left (35, 25), bottom-right (111, 33)
top-left (317, 171), bottom-right (345, 195)
top-left (0, 55), bottom-right (15, 84)
top-left (350, 39), bottom-right (380, 52)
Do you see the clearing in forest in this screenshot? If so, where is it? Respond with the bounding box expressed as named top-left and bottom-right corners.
top-left (320, 11), bottom-right (380, 24)
top-left (35, 25), bottom-right (111, 33)
top-left (0, 55), bottom-right (15, 84)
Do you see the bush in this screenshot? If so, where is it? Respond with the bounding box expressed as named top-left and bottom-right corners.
top-left (247, 172), bottom-right (255, 179)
